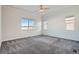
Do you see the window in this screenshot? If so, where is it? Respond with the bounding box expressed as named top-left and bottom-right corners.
top-left (21, 17), bottom-right (34, 30)
top-left (37, 21), bottom-right (41, 31)
top-left (44, 21), bottom-right (47, 30)
top-left (65, 16), bottom-right (75, 31)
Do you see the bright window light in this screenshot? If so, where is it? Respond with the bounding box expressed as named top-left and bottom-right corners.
top-left (44, 21), bottom-right (48, 30)
top-left (21, 17), bottom-right (34, 30)
top-left (65, 16), bottom-right (75, 31)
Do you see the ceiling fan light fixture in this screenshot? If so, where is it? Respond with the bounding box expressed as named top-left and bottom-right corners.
top-left (39, 5), bottom-right (48, 13)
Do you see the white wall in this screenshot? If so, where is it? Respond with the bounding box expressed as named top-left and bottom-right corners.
top-left (2, 6), bottom-right (41, 41)
top-left (46, 7), bottom-right (79, 41)
top-left (0, 6), bottom-right (2, 47)
top-left (2, 6), bottom-right (79, 42)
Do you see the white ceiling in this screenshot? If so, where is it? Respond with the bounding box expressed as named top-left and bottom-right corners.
top-left (10, 5), bottom-right (77, 13)
top-left (9, 5), bottom-right (79, 19)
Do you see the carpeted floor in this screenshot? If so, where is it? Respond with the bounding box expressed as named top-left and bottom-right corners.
top-left (0, 35), bottom-right (79, 54)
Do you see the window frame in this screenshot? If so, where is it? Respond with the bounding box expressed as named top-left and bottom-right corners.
top-left (65, 16), bottom-right (75, 31)
top-left (21, 17), bottom-right (34, 30)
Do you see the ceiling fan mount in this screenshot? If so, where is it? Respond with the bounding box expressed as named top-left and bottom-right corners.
top-left (39, 5), bottom-right (48, 13)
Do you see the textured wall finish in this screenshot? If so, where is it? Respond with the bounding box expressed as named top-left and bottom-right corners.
top-left (0, 6), bottom-right (2, 47)
top-left (2, 6), bottom-right (41, 41)
top-left (46, 6), bottom-right (79, 41)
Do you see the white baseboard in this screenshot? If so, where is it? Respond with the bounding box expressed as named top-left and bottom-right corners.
top-left (2, 34), bottom-right (41, 42)
top-left (46, 33), bottom-right (79, 42)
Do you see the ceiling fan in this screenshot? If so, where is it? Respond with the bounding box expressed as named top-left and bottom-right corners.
top-left (39, 5), bottom-right (48, 13)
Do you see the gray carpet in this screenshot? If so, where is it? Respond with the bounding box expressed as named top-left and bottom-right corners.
top-left (0, 35), bottom-right (79, 54)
